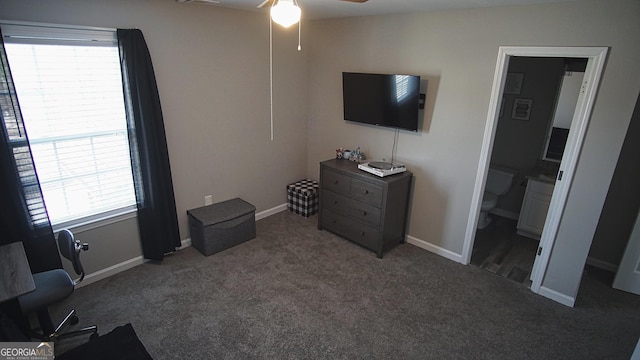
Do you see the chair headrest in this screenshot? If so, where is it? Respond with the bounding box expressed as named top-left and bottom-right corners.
top-left (57, 229), bottom-right (84, 277)
top-left (57, 229), bottom-right (75, 261)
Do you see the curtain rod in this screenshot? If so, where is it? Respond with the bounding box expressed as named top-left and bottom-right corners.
top-left (1, 20), bottom-right (119, 44)
top-left (2, 34), bottom-right (115, 44)
top-left (0, 20), bottom-right (117, 32)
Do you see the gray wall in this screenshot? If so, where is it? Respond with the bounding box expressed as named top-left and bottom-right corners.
top-left (0, 0), bottom-right (309, 272)
top-left (589, 94), bottom-right (640, 269)
top-left (68, 217), bottom-right (142, 276)
top-left (305, 1), bottom-right (640, 302)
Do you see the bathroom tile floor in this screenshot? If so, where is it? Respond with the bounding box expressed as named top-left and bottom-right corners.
top-left (471, 214), bottom-right (539, 285)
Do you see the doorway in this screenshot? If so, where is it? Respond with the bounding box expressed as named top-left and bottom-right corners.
top-left (461, 46), bottom-right (608, 305)
top-left (470, 56), bottom-right (586, 285)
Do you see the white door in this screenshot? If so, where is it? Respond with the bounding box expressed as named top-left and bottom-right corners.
top-left (613, 210), bottom-right (640, 295)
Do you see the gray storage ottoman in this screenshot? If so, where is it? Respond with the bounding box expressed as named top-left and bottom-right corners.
top-left (187, 198), bottom-right (256, 256)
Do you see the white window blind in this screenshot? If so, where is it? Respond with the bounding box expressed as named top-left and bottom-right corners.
top-left (3, 24), bottom-right (136, 226)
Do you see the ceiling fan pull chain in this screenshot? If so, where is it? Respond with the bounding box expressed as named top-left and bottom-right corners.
top-left (297, 16), bottom-right (301, 51)
top-left (269, 13), bottom-right (274, 141)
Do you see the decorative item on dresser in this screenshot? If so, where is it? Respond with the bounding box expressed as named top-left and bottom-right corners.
top-left (318, 159), bottom-right (413, 258)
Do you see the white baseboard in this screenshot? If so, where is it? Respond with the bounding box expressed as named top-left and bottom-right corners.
top-left (586, 256), bottom-right (618, 272)
top-left (77, 205), bottom-right (580, 310)
top-left (256, 203), bottom-right (288, 220)
top-left (78, 204), bottom-right (288, 287)
top-left (78, 256), bottom-right (146, 288)
top-left (407, 232), bottom-right (579, 307)
top-left (406, 235), bottom-right (464, 264)
top-left (537, 285), bottom-right (575, 307)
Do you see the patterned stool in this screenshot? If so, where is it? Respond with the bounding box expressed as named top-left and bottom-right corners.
top-left (287, 179), bottom-right (319, 217)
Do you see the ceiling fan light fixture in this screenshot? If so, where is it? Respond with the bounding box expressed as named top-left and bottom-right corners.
top-left (270, 0), bottom-right (301, 28)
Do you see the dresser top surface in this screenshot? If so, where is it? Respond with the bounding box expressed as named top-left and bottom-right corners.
top-left (320, 159), bottom-right (412, 184)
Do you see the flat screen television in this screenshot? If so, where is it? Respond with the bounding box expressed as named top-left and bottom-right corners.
top-left (342, 72), bottom-right (421, 132)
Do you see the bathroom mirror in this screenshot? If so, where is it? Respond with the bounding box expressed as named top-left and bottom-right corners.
top-left (542, 60), bottom-right (586, 163)
top-left (544, 127), bottom-right (570, 161)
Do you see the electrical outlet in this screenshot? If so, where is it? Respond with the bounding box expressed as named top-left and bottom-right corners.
top-left (204, 195), bottom-right (213, 206)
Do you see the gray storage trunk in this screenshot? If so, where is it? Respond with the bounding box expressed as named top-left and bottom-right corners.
top-left (187, 198), bottom-right (256, 256)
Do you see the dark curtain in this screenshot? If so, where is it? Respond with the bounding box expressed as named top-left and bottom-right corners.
top-left (117, 29), bottom-right (180, 261)
top-left (0, 30), bottom-right (61, 272)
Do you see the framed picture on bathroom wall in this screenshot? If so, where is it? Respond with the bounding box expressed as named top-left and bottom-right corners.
top-left (504, 73), bottom-right (524, 94)
top-left (512, 98), bottom-right (533, 120)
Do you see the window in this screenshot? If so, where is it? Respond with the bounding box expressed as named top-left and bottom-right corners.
top-left (394, 75), bottom-right (410, 103)
top-left (3, 24), bottom-right (135, 227)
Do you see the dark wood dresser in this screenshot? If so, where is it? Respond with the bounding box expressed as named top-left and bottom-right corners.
top-left (318, 159), bottom-right (413, 258)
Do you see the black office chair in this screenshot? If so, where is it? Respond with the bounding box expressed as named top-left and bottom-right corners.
top-left (18, 229), bottom-right (98, 341)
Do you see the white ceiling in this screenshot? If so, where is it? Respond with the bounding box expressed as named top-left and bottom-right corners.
top-left (180, 0), bottom-right (581, 20)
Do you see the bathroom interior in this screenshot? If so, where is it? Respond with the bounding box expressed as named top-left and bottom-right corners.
top-left (470, 56), bottom-right (587, 285)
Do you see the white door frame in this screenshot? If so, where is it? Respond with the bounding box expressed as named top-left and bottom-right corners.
top-left (461, 46), bottom-right (608, 295)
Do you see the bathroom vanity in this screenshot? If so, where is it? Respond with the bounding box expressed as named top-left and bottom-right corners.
top-left (517, 176), bottom-right (555, 240)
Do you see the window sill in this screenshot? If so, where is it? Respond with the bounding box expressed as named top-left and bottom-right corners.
top-left (52, 206), bottom-right (138, 234)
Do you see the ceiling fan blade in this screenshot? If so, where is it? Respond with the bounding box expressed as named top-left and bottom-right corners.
top-left (257, 0), bottom-right (275, 8)
top-left (339, 0), bottom-right (369, 3)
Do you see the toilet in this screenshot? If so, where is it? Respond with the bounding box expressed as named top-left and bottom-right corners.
top-left (477, 166), bottom-right (517, 229)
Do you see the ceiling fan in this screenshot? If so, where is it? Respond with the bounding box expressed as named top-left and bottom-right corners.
top-left (257, 0), bottom-right (368, 8)
top-left (259, 0), bottom-right (368, 27)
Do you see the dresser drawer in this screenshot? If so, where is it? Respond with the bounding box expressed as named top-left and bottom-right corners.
top-left (322, 169), bottom-right (350, 195)
top-left (350, 178), bottom-right (383, 206)
top-left (322, 210), bottom-right (379, 251)
top-left (322, 190), bottom-right (381, 228)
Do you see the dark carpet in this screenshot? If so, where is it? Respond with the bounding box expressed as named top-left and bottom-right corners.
top-left (52, 211), bottom-right (640, 359)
